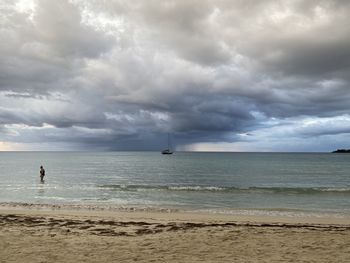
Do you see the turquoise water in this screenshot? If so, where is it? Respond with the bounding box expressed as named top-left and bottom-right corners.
top-left (0, 152), bottom-right (349, 215)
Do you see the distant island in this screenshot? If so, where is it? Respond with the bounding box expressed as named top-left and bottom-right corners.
top-left (332, 149), bottom-right (350, 153)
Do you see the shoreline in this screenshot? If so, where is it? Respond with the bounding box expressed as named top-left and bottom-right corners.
top-left (1, 202), bottom-right (350, 262)
top-left (1, 201), bottom-right (350, 226)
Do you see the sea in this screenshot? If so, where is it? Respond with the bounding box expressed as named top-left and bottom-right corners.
top-left (0, 152), bottom-right (349, 217)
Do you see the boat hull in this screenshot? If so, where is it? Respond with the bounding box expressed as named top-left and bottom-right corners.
top-left (161, 149), bottom-right (173, 154)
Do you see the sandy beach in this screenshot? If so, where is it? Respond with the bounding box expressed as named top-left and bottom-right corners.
top-left (1, 204), bottom-right (349, 263)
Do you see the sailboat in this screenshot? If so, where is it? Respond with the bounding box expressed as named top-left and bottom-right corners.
top-left (161, 133), bottom-right (173, 155)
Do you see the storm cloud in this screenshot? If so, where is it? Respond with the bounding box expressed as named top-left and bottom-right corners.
top-left (1, 0), bottom-right (350, 151)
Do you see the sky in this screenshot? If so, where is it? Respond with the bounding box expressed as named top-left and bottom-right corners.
top-left (1, 0), bottom-right (350, 151)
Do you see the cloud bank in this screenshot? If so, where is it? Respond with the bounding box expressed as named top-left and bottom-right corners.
top-left (1, 0), bottom-right (350, 151)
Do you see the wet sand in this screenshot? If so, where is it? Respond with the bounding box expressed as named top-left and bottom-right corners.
top-left (1, 205), bottom-right (350, 263)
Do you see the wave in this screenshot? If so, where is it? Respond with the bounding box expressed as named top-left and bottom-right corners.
top-left (98, 184), bottom-right (350, 194)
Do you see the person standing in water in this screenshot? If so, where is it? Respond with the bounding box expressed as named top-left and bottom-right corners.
top-left (40, 165), bottom-right (45, 182)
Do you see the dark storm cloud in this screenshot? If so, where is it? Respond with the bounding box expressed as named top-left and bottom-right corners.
top-left (1, 0), bottom-right (350, 151)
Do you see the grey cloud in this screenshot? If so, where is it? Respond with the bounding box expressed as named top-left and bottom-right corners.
top-left (167, 94), bottom-right (256, 133)
top-left (256, 37), bottom-right (350, 76)
top-left (1, 0), bottom-right (350, 151)
top-left (33, 0), bottom-right (115, 58)
top-left (90, 0), bottom-right (232, 66)
top-left (230, 1), bottom-right (350, 77)
top-left (0, 0), bottom-right (114, 95)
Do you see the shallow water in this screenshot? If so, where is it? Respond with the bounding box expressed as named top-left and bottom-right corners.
top-left (0, 152), bottom-right (349, 216)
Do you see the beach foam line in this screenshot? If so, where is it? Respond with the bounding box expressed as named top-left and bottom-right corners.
top-left (98, 184), bottom-right (350, 194)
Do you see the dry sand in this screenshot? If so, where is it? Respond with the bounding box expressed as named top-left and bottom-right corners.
top-left (1, 206), bottom-right (350, 263)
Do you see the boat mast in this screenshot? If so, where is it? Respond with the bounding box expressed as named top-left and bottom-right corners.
top-left (167, 133), bottom-right (171, 150)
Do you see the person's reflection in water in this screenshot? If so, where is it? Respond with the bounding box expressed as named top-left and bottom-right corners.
top-left (37, 182), bottom-right (45, 197)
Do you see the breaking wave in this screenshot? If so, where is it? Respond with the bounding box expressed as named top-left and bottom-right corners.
top-left (98, 184), bottom-right (350, 194)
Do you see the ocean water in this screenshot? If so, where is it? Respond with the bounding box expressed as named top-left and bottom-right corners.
top-left (0, 152), bottom-right (349, 216)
